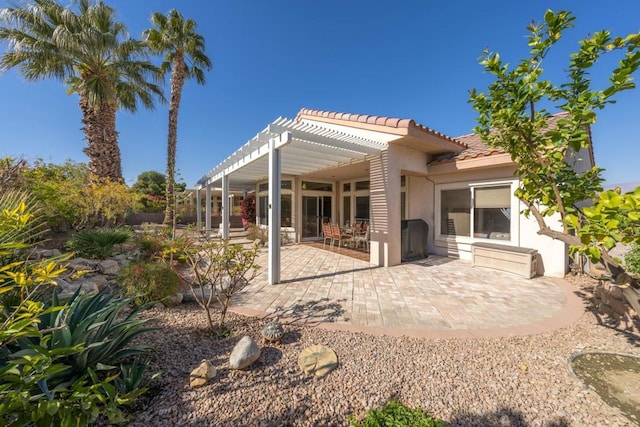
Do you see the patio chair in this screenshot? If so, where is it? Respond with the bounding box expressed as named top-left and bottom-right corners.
top-left (322, 223), bottom-right (333, 247)
top-left (330, 223), bottom-right (352, 249)
top-left (353, 223), bottom-right (370, 252)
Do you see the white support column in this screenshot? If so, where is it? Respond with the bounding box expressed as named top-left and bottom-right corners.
top-left (205, 185), bottom-right (212, 234)
top-left (221, 174), bottom-right (230, 238)
top-left (196, 187), bottom-right (202, 230)
top-left (268, 132), bottom-right (292, 285)
top-left (369, 149), bottom-right (401, 267)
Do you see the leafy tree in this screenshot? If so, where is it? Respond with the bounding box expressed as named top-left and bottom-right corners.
top-left (163, 238), bottom-right (259, 336)
top-left (469, 11), bottom-right (640, 302)
top-left (0, 0), bottom-right (164, 181)
top-left (132, 170), bottom-right (167, 197)
top-left (131, 170), bottom-right (186, 213)
top-left (144, 9), bottom-right (212, 225)
top-left (132, 170), bottom-right (186, 196)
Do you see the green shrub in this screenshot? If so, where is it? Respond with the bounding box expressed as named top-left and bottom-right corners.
top-left (136, 230), bottom-right (178, 261)
top-left (625, 244), bottom-right (640, 275)
top-left (246, 224), bottom-right (268, 243)
top-left (349, 400), bottom-right (447, 427)
top-left (66, 227), bottom-right (132, 259)
top-left (119, 261), bottom-right (182, 306)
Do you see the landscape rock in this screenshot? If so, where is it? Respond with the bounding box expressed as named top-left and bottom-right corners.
top-left (298, 344), bottom-right (338, 377)
top-left (57, 281), bottom-right (100, 299)
top-left (164, 292), bottom-right (184, 306)
top-left (229, 336), bottom-right (261, 369)
top-left (82, 275), bottom-right (109, 290)
top-left (190, 360), bottom-right (217, 387)
top-left (182, 286), bottom-right (214, 303)
top-left (32, 248), bottom-right (62, 259)
top-left (67, 258), bottom-right (97, 273)
top-left (99, 259), bottom-right (120, 276)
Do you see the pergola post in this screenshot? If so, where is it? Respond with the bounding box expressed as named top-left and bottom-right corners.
top-left (268, 132), bottom-right (292, 285)
top-left (221, 173), bottom-right (230, 238)
top-left (196, 187), bottom-right (202, 231)
top-left (205, 185), bottom-right (212, 234)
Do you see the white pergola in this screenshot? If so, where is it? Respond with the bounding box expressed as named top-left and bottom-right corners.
top-left (196, 116), bottom-right (388, 284)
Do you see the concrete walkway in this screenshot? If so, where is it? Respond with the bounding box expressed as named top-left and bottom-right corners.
top-left (230, 244), bottom-right (586, 338)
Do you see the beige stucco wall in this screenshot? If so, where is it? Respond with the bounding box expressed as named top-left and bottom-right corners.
top-left (419, 162), bottom-right (568, 277)
top-left (518, 203), bottom-right (569, 277)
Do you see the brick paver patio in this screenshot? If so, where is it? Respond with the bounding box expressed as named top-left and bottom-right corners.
top-left (230, 244), bottom-right (585, 338)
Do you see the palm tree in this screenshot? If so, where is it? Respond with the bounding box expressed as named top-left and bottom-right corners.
top-left (0, 0), bottom-right (163, 181)
top-left (144, 9), bottom-right (212, 225)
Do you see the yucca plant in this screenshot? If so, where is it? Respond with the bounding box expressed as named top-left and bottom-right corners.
top-left (66, 227), bottom-right (132, 259)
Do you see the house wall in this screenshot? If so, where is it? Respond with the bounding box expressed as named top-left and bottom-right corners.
top-left (518, 203), bottom-right (569, 277)
top-left (369, 144), bottom-right (431, 266)
top-left (424, 164), bottom-right (569, 277)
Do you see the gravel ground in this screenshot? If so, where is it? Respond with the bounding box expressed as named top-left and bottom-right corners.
top-left (126, 279), bottom-right (639, 427)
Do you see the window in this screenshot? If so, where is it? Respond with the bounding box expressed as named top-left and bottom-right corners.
top-left (302, 181), bottom-right (332, 191)
top-left (258, 194), bottom-right (292, 226)
top-left (343, 196), bottom-right (351, 226)
top-left (258, 196), bottom-right (268, 225)
top-left (258, 180), bottom-right (291, 192)
top-left (355, 180), bottom-right (369, 191)
top-left (474, 186), bottom-right (510, 240)
top-left (441, 189), bottom-right (471, 236)
top-left (355, 196), bottom-right (370, 222)
top-left (439, 184), bottom-right (513, 240)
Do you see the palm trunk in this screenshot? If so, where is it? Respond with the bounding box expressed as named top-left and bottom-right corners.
top-left (163, 53), bottom-right (186, 225)
top-left (79, 97), bottom-right (122, 182)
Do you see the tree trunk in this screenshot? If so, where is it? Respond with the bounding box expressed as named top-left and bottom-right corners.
top-left (163, 53), bottom-right (186, 225)
top-left (79, 97), bottom-right (122, 182)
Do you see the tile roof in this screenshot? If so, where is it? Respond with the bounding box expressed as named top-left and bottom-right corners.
top-left (429, 112), bottom-right (573, 165)
top-left (296, 108), bottom-right (467, 149)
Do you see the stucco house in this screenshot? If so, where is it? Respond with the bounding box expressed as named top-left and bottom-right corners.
top-left (195, 108), bottom-right (593, 284)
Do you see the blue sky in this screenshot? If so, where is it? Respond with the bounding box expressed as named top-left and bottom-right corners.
top-left (0, 0), bottom-right (639, 188)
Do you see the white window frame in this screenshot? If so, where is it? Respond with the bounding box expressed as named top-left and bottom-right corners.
top-left (340, 177), bottom-right (370, 226)
top-left (434, 179), bottom-right (519, 245)
top-left (257, 178), bottom-right (294, 227)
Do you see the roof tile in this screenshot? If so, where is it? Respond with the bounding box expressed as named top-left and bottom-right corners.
top-left (429, 112), bottom-right (572, 165)
top-left (295, 108), bottom-right (466, 149)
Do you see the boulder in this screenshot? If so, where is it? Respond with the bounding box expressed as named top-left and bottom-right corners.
top-left (229, 336), bottom-right (261, 370)
top-left (164, 292), bottom-right (184, 306)
top-left (83, 275), bottom-right (108, 290)
top-left (182, 286), bottom-right (214, 303)
top-left (57, 281), bottom-right (100, 299)
top-left (32, 248), bottom-right (62, 259)
top-left (98, 259), bottom-right (120, 276)
top-left (189, 360), bottom-right (217, 387)
top-left (298, 344), bottom-right (338, 377)
top-left (68, 258), bottom-right (97, 273)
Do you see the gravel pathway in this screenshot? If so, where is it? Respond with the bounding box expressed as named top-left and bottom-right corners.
top-left (127, 283), bottom-right (639, 426)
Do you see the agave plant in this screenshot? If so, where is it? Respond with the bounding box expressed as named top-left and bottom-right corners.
top-left (16, 288), bottom-right (155, 387)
